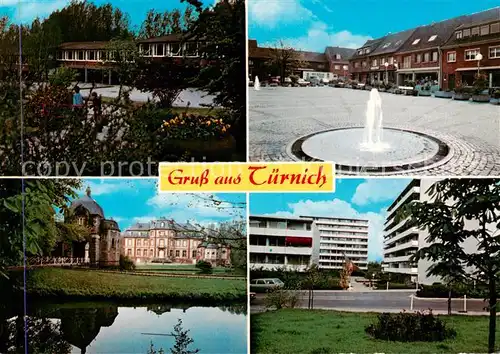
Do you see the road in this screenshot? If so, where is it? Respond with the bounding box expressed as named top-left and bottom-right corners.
top-left (251, 290), bottom-right (489, 314)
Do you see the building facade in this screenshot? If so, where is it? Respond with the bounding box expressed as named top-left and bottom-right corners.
top-left (248, 39), bottom-right (354, 82)
top-left (349, 7), bottom-right (500, 88)
top-left (121, 219), bottom-right (231, 266)
top-left (383, 179), bottom-right (495, 285)
top-left (63, 186), bottom-right (121, 266)
top-left (249, 215), bottom-right (320, 271)
top-left (56, 34), bottom-right (203, 84)
top-left (301, 216), bottom-right (369, 270)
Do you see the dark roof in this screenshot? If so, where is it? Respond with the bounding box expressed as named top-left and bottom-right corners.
top-left (325, 46), bottom-right (356, 61)
top-left (102, 219), bottom-right (120, 231)
top-left (298, 50), bottom-right (327, 63)
top-left (70, 188), bottom-right (104, 218)
top-left (126, 222), bottom-right (150, 232)
top-left (59, 41), bottom-right (110, 50)
top-left (370, 29), bottom-right (416, 55)
top-left (350, 37), bottom-right (386, 59)
top-left (137, 33), bottom-right (199, 43)
top-left (443, 7), bottom-right (500, 47)
top-left (247, 40), bottom-right (327, 64)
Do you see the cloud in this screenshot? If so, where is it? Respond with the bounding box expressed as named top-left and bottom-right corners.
top-left (248, 0), bottom-right (313, 29)
top-left (283, 21), bottom-right (372, 51)
top-left (265, 198), bottom-right (387, 261)
top-left (11, 0), bottom-right (71, 23)
top-left (351, 179), bottom-right (411, 206)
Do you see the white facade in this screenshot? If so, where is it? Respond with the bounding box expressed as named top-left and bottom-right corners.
top-left (249, 215), bottom-right (320, 272)
top-left (383, 178), bottom-right (494, 285)
top-left (303, 71), bottom-right (336, 81)
top-left (301, 216), bottom-right (369, 270)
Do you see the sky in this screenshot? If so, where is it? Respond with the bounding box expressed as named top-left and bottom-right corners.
top-left (249, 178), bottom-right (412, 262)
top-left (0, 0), bottom-right (213, 26)
top-left (248, 0), bottom-right (500, 51)
top-left (71, 178), bottom-right (246, 231)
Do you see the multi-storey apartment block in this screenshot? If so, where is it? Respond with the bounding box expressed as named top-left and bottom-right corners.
top-left (121, 219), bottom-right (231, 266)
top-left (383, 179), bottom-right (495, 285)
top-left (249, 215), bottom-right (320, 271)
top-left (301, 216), bottom-right (369, 270)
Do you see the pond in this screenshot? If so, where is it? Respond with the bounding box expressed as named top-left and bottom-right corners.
top-left (0, 300), bottom-right (247, 354)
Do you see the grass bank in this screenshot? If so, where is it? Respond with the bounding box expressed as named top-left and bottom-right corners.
top-left (27, 268), bottom-right (246, 302)
top-left (251, 309), bottom-right (500, 354)
top-left (134, 264), bottom-right (245, 276)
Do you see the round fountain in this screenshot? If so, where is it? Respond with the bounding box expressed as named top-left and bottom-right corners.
top-left (254, 76), bottom-right (260, 91)
top-left (289, 88), bottom-right (450, 174)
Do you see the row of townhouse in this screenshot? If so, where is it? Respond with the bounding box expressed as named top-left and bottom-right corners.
top-left (247, 39), bottom-right (355, 82)
top-left (249, 215), bottom-right (368, 272)
top-left (349, 7), bottom-right (500, 89)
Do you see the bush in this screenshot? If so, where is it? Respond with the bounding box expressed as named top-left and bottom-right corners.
top-left (196, 261), bottom-right (213, 274)
top-left (119, 255), bottom-right (135, 271)
top-left (417, 282), bottom-right (487, 298)
top-left (365, 311), bottom-right (457, 342)
top-left (250, 268), bottom-right (342, 290)
top-left (264, 287), bottom-right (300, 310)
top-left (376, 282), bottom-right (415, 290)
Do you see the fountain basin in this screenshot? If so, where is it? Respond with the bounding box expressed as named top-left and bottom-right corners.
top-left (290, 127), bottom-right (450, 173)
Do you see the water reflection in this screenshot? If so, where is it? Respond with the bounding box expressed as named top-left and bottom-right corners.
top-left (0, 300), bottom-right (247, 354)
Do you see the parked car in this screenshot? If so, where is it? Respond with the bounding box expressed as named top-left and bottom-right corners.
top-left (250, 278), bottom-right (285, 293)
top-left (297, 78), bottom-right (310, 87)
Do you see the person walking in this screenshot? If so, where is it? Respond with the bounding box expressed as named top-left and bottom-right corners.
top-left (73, 86), bottom-right (84, 112)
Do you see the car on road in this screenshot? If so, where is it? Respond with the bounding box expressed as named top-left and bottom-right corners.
top-left (297, 78), bottom-right (310, 87)
top-left (250, 278), bottom-right (285, 293)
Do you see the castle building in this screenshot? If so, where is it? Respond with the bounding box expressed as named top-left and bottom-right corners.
top-left (121, 219), bottom-right (231, 266)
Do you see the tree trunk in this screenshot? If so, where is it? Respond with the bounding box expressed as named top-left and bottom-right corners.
top-left (448, 287), bottom-right (452, 315)
top-left (488, 278), bottom-right (497, 353)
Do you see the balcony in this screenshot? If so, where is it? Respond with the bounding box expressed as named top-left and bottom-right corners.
top-left (249, 226), bottom-right (312, 238)
top-left (384, 267), bottom-right (418, 275)
top-left (384, 254), bottom-right (413, 263)
top-left (384, 227), bottom-right (419, 246)
top-left (249, 245), bottom-right (312, 256)
top-left (384, 240), bottom-right (418, 255)
top-left (386, 186), bottom-right (420, 219)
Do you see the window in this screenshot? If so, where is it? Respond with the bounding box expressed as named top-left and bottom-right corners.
top-left (127, 239), bottom-right (132, 246)
top-left (192, 250), bottom-right (197, 258)
top-left (364, 48), bottom-right (370, 54)
top-left (175, 250), bottom-right (180, 257)
top-left (382, 42), bottom-right (391, 48)
top-left (491, 22), bottom-right (500, 34)
top-left (150, 249), bottom-right (154, 257)
top-left (354, 62), bottom-right (360, 68)
top-left (388, 57), bottom-right (394, 64)
top-left (111, 238), bottom-right (115, 248)
top-left (380, 57), bottom-right (385, 64)
top-left (169, 250), bottom-right (173, 257)
top-left (412, 39), bottom-right (420, 45)
top-left (155, 44), bottom-right (164, 56)
top-left (170, 43), bottom-right (181, 56)
top-left (447, 51), bottom-right (456, 62)
top-left (88, 51), bottom-right (96, 60)
top-left (98, 50), bottom-right (105, 60)
top-left (432, 52), bottom-right (438, 62)
top-left (182, 250), bottom-right (187, 257)
top-left (416, 54), bottom-right (421, 63)
top-left (490, 46), bottom-right (500, 59)
top-left (357, 49), bottom-right (362, 55)
top-left (176, 240), bottom-right (181, 246)
top-left (185, 42), bottom-right (198, 56)
top-left (403, 56), bottom-right (411, 68)
top-left (137, 239), bottom-right (141, 247)
top-left (372, 59), bottom-right (378, 66)
top-left (127, 249), bottom-right (131, 255)
top-left (456, 31), bottom-right (463, 39)
top-left (182, 240), bottom-right (187, 246)
top-left (161, 222), bottom-right (164, 227)
top-left (137, 249), bottom-right (141, 256)
top-left (481, 25), bottom-right (490, 36)
top-left (471, 27), bottom-right (479, 36)
top-left (424, 53), bottom-right (430, 62)
top-left (67, 51), bottom-right (73, 60)
top-left (362, 61), bottom-right (367, 67)
top-left (465, 49), bottom-right (480, 61)
top-left (334, 65), bottom-right (340, 70)
top-left (428, 35), bottom-right (437, 42)
top-left (335, 54), bottom-right (341, 59)
top-left (463, 28), bottom-right (471, 37)
top-left (78, 51), bottom-right (85, 60)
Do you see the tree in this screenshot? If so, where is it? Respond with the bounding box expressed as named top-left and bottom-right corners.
top-left (267, 40), bottom-right (307, 84)
top-left (170, 319), bottom-right (199, 354)
top-left (304, 264), bottom-right (320, 309)
top-left (400, 179), bottom-right (500, 353)
top-left (182, 0), bottom-right (246, 159)
top-left (138, 8), bottom-right (196, 38)
top-left (0, 179), bottom-right (83, 277)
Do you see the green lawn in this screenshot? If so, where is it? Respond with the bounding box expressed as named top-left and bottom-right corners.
top-left (134, 264), bottom-right (243, 275)
top-left (251, 309), bottom-right (500, 354)
top-left (27, 268), bottom-right (246, 302)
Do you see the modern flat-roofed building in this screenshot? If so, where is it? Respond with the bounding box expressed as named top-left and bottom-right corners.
top-left (249, 215), bottom-right (320, 271)
top-left (383, 179), bottom-right (496, 285)
top-left (301, 216), bottom-right (369, 270)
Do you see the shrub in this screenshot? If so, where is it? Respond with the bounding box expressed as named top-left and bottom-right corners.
top-left (417, 282), bottom-right (487, 298)
top-left (472, 72), bottom-right (488, 95)
top-left (161, 112), bottom-right (231, 140)
top-left (264, 287), bottom-right (300, 310)
top-left (119, 255), bottom-right (135, 271)
top-left (492, 89), bottom-right (500, 99)
top-left (365, 311), bottom-right (457, 342)
top-left (196, 261), bottom-right (213, 274)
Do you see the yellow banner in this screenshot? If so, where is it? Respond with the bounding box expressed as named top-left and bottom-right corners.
top-left (159, 162), bottom-right (335, 192)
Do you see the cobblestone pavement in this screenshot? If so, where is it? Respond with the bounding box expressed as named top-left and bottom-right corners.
top-left (249, 87), bottom-right (500, 176)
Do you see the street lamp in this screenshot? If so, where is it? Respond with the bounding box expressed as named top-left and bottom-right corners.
top-left (384, 62), bottom-right (389, 84)
top-left (476, 53), bottom-right (483, 75)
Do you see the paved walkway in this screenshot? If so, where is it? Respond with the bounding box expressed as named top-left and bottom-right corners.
top-left (249, 87), bottom-right (500, 176)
